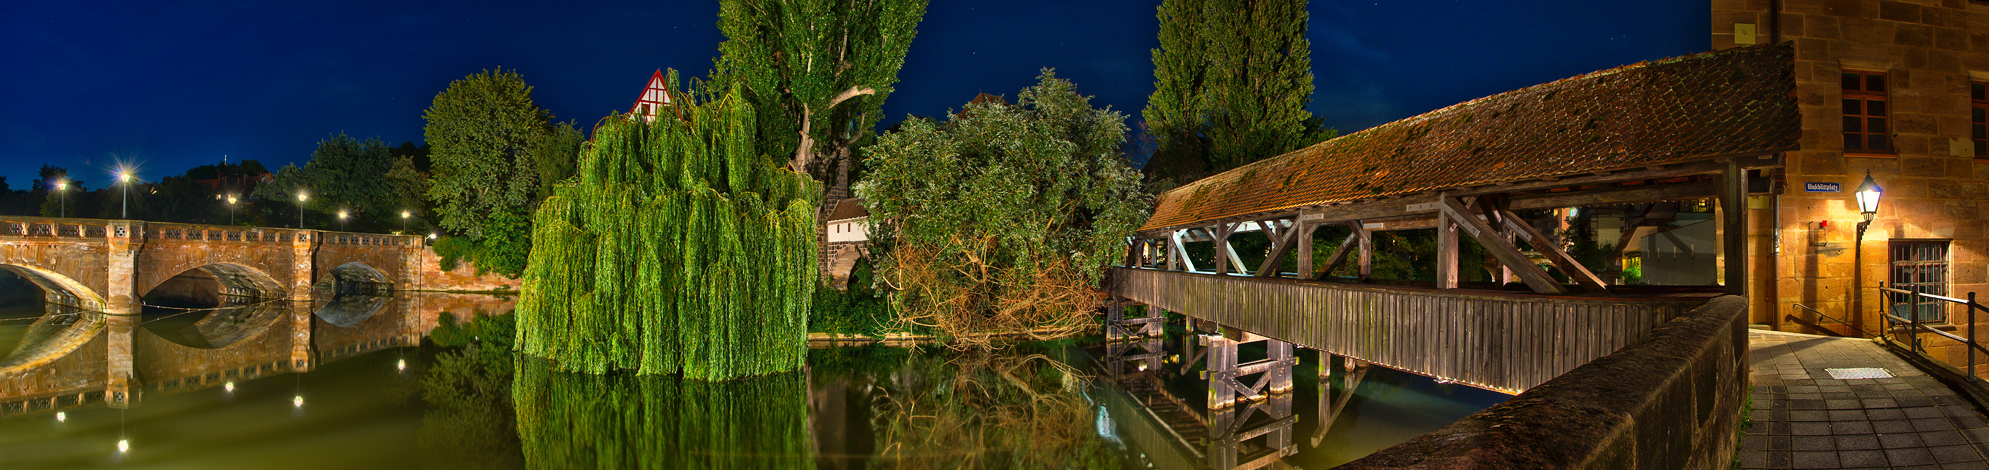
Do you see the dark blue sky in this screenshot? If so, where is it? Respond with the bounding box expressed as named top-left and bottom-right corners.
top-left (0, 1), bottom-right (1708, 189)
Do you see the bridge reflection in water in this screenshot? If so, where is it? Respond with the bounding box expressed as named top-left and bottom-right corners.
top-left (0, 291), bottom-right (517, 418)
top-left (1089, 318), bottom-right (1509, 469)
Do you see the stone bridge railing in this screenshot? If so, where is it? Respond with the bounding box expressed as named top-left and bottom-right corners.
top-left (0, 218), bottom-right (113, 239)
top-left (0, 218), bottom-right (423, 247)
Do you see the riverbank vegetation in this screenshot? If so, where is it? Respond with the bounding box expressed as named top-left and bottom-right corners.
top-left (856, 71), bottom-right (1148, 348)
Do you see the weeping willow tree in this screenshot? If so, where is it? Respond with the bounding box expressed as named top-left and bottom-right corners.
top-left (516, 71), bottom-right (821, 380)
top-left (512, 357), bottom-right (814, 469)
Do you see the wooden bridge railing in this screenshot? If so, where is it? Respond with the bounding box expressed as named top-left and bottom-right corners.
top-left (1107, 267), bottom-right (1709, 394)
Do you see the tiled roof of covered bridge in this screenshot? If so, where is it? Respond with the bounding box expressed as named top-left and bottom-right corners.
top-left (1140, 42), bottom-right (1798, 232)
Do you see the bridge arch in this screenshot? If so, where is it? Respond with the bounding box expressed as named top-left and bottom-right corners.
top-left (0, 265), bottom-right (108, 311)
top-left (139, 263), bottom-right (290, 308)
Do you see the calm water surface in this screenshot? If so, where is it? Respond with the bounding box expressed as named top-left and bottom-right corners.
top-left (0, 293), bottom-right (1505, 469)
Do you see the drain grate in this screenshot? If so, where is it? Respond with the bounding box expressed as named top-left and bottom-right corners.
top-left (1825, 368), bottom-right (1893, 379)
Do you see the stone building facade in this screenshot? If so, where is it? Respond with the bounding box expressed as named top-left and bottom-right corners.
top-left (1712, 0), bottom-right (1989, 337)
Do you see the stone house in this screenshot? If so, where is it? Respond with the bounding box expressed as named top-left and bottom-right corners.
top-left (1709, 0), bottom-right (1989, 341)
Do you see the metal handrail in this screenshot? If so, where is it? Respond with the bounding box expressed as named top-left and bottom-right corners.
top-left (1791, 303), bottom-right (1882, 338)
top-left (1877, 283), bottom-right (1989, 382)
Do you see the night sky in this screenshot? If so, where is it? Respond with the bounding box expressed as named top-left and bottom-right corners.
top-left (0, 1), bottom-right (1708, 189)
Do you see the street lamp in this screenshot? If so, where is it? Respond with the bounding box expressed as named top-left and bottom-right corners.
top-left (1853, 171), bottom-right (1883, 335)
top-left (337, 210), bottom-right (348, 232)
top-left (1855, 171), bottom-right (1883, 228)
top-left (400, 210), bottom-right (410, 234)
top-left (118, 170), bottom-right (132, 219)
top-left (226, 195), bottom-right (238, 226)
top-left (54, 180), bottom-right (66, 218)
top-left (296, 191), bottom-right (308, 229)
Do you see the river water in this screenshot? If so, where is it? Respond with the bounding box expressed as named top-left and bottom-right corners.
top-left (0, 292), bottom-right (1506, 469)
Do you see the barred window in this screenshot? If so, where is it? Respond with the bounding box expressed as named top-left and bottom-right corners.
top-left (1842, 71), bottom-right (1892, 154)
top-left (1890, 241), bottom-right (1949, 323)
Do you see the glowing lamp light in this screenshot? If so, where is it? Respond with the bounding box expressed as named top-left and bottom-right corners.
top-left (224, 381), bottom-right (235, 392)
top-left (118, 439), bottom-right (129, 453)
top-left (1855, 171), bottom-right (1882, 222)
top-left (428, 233), bottom-right (437, 240)
top-left (397, 359), bottom-right (406, 371)
top-left (55, 180), bottom-right (66, 191)
top-left (118, 171), bottom-right (131, 183)
top-left (401, 210), bottom-right (410, 219)
top-left (297, 192), bottom-right (308, 202)
top-left (227, 195), bottom-right (238, 205)
top-left (293, 395), bottom-right (305, 408)
top-left (55, 411), bottom-right (64, 422)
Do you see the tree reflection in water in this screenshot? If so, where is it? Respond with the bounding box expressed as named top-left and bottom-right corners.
top-left (419, 313), bottom-right (523, 470)
top-left (511, 357), bottom-right (815, 469)
top-left (867, 351), bottom-right (1117, 469)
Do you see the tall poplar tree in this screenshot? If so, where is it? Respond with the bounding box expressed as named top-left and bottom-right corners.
top-left (1141, 0), bottom-right (1210, 184)
top-left (713, 0), bottom-right (928, 188)
top-left (1142, 0), bottom-right (1328, 183)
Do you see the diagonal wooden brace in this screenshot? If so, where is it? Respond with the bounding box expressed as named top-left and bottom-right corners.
top-left (1438, 196), bottom-right (1568, 294)
top-left (1497, 209), bottom-right (1609, 292)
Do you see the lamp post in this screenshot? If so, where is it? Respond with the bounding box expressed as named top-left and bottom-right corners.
top-left (118, 171), bottom-right (132, 219)
top-left (226, 195), bottom-right (238, 225)
top-left (338, 210), bottom-right (349, 232)
top-left (54, 180), bottom-right (66, 218)
top-left (1853, 171), bottom-right (1883, 335)
top-left (296, 191), bottom-right (308, 229)
top-left (400, 210), bottom-right (410, 234)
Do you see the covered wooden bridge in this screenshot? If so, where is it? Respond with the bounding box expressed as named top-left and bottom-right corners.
top-left (1108, 43), bottom-right (1798, 396)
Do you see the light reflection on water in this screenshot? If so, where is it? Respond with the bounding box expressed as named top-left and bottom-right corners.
top-left (0, 293), bottom-right (1505, 469)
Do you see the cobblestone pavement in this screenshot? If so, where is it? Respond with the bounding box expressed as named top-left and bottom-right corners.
top-left (1742, 330), bottom-right (1989, 469)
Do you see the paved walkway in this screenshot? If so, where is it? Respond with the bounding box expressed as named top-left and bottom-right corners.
top-left (1743, 329), bottom-right (1989, 469)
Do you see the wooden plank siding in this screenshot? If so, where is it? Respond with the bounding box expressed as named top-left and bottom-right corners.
top-left (1107, 268), bottom-right (1707, 394)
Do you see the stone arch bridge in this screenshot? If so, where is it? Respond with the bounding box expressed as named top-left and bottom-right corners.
top-left (0, 218), bottom-right (423, 313)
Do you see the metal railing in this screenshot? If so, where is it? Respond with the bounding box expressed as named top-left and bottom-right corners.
top-left (1877, 283), bottom-right (1989, 381)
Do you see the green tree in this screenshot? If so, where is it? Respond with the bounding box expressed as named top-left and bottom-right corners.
top-left (294, 133), bottom-right (396, 217)
top-left (1142, 0), bottom-right (1331, 184)
top-left (423, 68), bottom-right (553, 239)
top-left (714, 0), bottom-right (928, 187)
top-left (1141, 0), bottom-right (1211, 186)
top-left (854, 71), bottom-right (1149, 346)
top-left (517, 77), bottom-right (820, 379)
top-left (529, 121), bottom-right (584, 200)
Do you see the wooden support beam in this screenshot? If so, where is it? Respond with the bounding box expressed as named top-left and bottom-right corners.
top-left (1507, 179), bottom-right (1720, 212)
top-left (1295, 222), bottom-right (1318, 279)
top-left (1499, 209), bottom-right (1609, 292)
top-left (1356, 221), bottom-right (1372, 281)
top-left (1211, 223), bottom-right (1239, 275)
top-left (1721, 159), bottom-right (1748, 295)
top-left (1436, 210), bottom-right (1459, 289)
top-left (1438, 196), bottom-right (1569, 294)
top-left (1170, 230), bottom-right (1195, 272)
top-left (1255, 218), bottom-right (1301, 277)
top-left (1315, 231), bottom-right (1359, 280)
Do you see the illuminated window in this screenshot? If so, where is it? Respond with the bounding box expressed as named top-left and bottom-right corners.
top-left (1842, 71), bottom-right (1891, 154)
top-left (1972, 81), bottom-right (1985, 158)
top-left (1889, 241), bottom-right (1949, 323)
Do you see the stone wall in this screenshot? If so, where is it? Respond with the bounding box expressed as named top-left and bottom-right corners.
top-left (1713, 0), bottom-right (1989, 334)
top-left (410, 247), bottom-right (519, 292)
top-left (822, 241), bottom-right (867, 289)
top-left (1336, 295), bottom-right (1749, 470)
